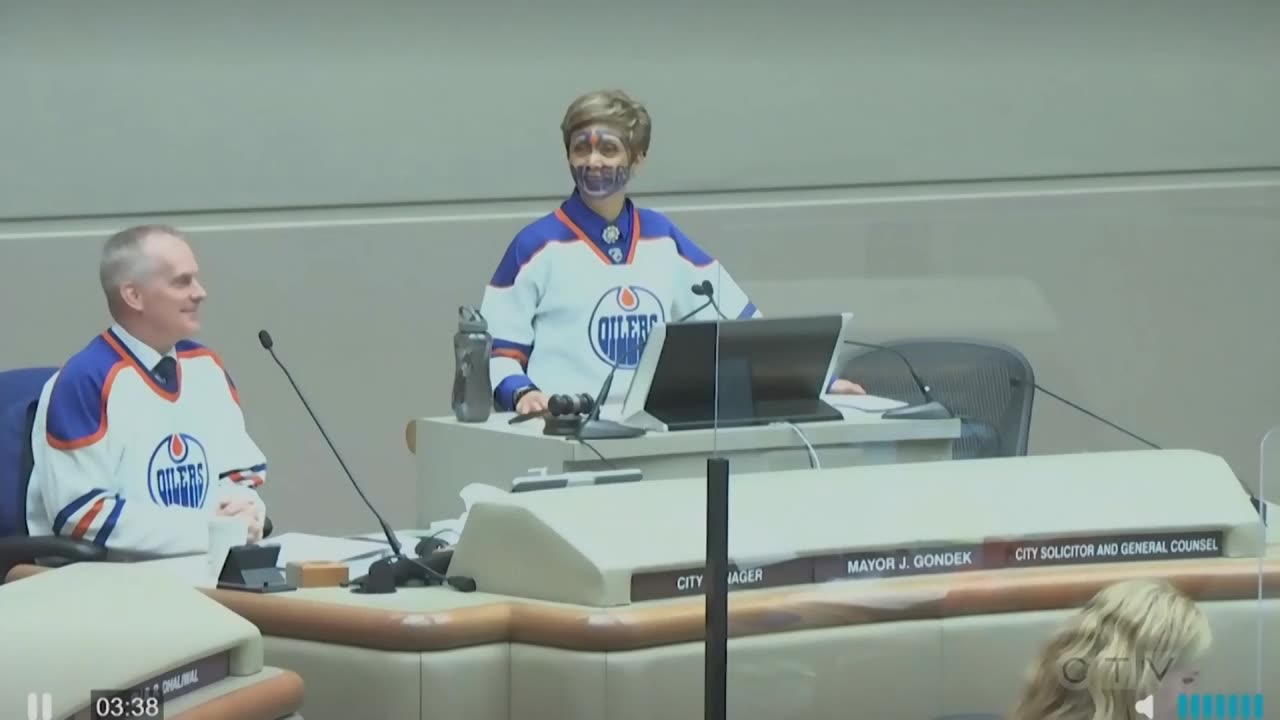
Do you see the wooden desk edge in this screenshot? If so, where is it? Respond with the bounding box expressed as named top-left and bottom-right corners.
top-left (9, 558), bottom-right (1278, 653)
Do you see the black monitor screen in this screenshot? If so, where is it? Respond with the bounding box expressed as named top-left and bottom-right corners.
top-left (642, 315), bottom-right (844, 429)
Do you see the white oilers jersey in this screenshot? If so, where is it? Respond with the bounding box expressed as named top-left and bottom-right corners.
top-left (481, 191), bottom-right (760, 411)
top-left (25, 329), bottom-right (268, 556)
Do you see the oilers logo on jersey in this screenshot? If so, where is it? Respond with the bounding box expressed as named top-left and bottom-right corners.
top-left (589, 285), bottom-right (666, 369)
top-left (147, 433), bottom-right (210, 508)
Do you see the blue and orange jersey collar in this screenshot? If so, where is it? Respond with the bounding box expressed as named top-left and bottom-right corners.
top-left (556, 190), bottom-right (640, 253)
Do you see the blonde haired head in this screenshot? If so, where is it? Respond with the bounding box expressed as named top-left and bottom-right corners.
top-left (1009, 579), bottom-right (1210, 720)
top-left (560, 89), bottom-right (652, 161)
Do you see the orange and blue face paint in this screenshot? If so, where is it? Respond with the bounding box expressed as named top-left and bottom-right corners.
top-left (568, 127), bottom-right (631, 197)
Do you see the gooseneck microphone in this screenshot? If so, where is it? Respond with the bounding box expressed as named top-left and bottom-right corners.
top-left (841, 340), bottom-right (952, 421)
top-left (519, 281), bottom-right (735, 434)
top-left (675, 292), bottom-right (712, 323)
top-left (571, 353), bottom-right (647, 441)
top-left (693, 280), bottom-right (729, 320)
top-left (674, 282), bottom-right (729, 323)
top-left (675, 301), bottom-right (711, 323)
top-left (571, 282), bottom-right (725, 437)
top-left (1010, 377), bottom-right (1161, 450)
top-left (575, 281), bottom-right (729, 438)
top-left (257, 330), bottom-right (474, 594)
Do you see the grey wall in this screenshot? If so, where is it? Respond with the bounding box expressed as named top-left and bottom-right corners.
top-left (3, 0), bottom-right (1278, 218)
top-left (2, 1), bottom-right (1278, 534)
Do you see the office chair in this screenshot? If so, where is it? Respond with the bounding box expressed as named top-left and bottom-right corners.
top-left (0, 367), bottom-right (106, 582)
top-left (841, 338), bottom-right (1035, 459)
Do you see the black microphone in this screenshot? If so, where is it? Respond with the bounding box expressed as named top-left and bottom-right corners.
top-left (567, 337), bottom-right (647, 440)
top-left (257, 329), bottom-right (472, 594)
top-left (525, 281), bottom-right (730, 436)
top-left (1010, 377), bottom-right (1161, 450)
top-left (573, 282), bottom-right (724, 436)
top-left (550, 280), bottom-right (728, 440)
top-left (674, 282), bottom-right (726, 323)
top-left (841, 340), bottom-right (952, 421)
top-left (693, 281), bottom-right (729, 320)
top-left (674, 301), bottom-right (712, 323)
top-left (569, 368), bottom-right (645, 441)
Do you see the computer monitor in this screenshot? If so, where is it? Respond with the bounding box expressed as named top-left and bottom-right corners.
top-left (620, 313), bottom-right (851, 432)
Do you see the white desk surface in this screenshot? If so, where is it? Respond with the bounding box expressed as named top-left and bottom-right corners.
top-left (422, 394), bottom-right (932, 435)
top-left (416, 395), bottom-right (961, 460)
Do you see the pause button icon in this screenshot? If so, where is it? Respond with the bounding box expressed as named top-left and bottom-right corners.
top-left (27, 693), bottom-right (52, 720)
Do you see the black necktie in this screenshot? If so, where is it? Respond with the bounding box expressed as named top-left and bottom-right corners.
top-left (152, 357), bottom-right (177, 389)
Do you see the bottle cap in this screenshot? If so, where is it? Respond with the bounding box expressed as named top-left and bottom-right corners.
top-left (458, 306), bottom-right (487, 333)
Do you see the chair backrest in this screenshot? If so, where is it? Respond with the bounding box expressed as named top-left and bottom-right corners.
top-left (0, 367), bottom-right (57, 537)
top-left (840, 339), bottom-right (1034, 459)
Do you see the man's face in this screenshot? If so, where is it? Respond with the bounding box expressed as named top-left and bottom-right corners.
top-left (124, 234), bottom-right (207, 343)
top-left (567, 124), bottom-right (637, 198)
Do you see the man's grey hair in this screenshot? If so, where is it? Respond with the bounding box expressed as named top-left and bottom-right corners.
top-left (99, 224), bottom-right (186, 311)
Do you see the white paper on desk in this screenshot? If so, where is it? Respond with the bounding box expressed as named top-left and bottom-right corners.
top-left (822, 393), bottom-right (908, 414)
top-left (425, 483), bottom-right (511, 545)
top-left (351, 531), bottom-right (427, 551)
top-left (260, 532), bottom-right (395, 567)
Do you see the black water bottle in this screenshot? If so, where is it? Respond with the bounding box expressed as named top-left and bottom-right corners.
top-left (452, 306), bottom-right (493, 423)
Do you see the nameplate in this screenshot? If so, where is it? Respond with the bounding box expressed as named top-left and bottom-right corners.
top-left (813, 543), bottom-right (985, 581)
top-left (630, 530), bottom-right (1225, 602)
top-left (129, 650), bottom-right (231, 703)
top-left (630, 558), bottom-right (813, 602)
top-left (981, 530), bottom-right (1225, 570)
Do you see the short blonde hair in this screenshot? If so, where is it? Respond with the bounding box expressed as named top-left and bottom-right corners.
top-left (1009, 579), bottom-right (1211, 720)
top-left (560, 89), bottom-right (652, 161)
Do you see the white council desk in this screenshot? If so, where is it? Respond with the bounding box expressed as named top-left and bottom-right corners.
top-left (410, 399), bottom-right (961, 525)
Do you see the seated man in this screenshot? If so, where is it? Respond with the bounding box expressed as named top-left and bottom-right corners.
top-left (481, 88), bottom-right (864, 414)
top-left (25, 225), bottom-right (267, 557)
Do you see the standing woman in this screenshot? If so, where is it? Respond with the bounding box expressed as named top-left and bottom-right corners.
top-left (480, 89), bottom-right (863, 414)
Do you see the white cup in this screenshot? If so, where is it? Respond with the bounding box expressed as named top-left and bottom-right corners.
top-left (208, 516), bottom-right (251, 579)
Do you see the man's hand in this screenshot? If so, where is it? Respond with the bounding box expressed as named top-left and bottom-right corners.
top-left (217, 497), bottom-right (264, 543)
top-left (516, 390), bottom-right (549, 416)
top-left (829, 379), bottom-right (867, 395)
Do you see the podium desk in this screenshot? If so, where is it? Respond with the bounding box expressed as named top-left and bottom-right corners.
top-left (411, 406), bottom-right (960, 525)
top-left (9, 558), bottom-right (1277, 720)
top-left (0, 563), bottom-right (304, 720)
top-left (9, 451), bottom-right (1274, 720)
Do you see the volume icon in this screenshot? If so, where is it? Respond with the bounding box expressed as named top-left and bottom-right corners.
top-left (27, 692), bottom-right (52, 720)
